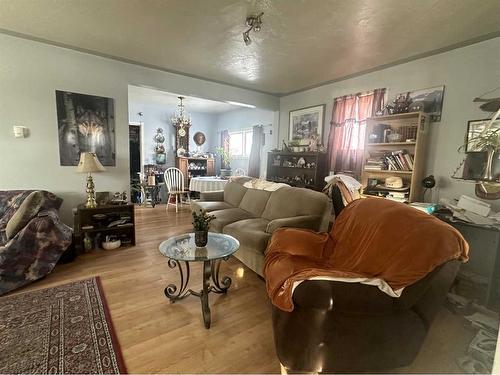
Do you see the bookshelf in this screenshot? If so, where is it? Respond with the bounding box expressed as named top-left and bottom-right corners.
top-left (361, 112), bottom-right (429, 203)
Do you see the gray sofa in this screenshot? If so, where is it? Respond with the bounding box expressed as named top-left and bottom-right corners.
top-left (192, 179), bottom-right (331, 276)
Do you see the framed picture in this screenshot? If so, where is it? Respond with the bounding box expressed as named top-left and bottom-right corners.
top-left (56, 90), bottom-right (115, 166)
top-left (397, 86), bottom-right (445, 122)
top-left (465, 118), bottom-right (500, 152)
top-left (289, 104), bottom-right (325, 145)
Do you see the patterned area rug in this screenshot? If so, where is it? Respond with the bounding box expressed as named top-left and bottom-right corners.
top-left (0, 277), bottom-right (127, 374)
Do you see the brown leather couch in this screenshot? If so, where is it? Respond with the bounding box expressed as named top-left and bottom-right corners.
top-left (192, 178), bottom-right (331, 276)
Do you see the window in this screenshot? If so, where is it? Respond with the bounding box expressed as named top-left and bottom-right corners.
top-left (229, 129), bottom-right (253, 157)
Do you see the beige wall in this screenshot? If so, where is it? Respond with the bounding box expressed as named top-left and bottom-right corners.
top-left (0, 33), bottom-right (279, 224)
top-left (279, 37), bottom-right (500, 209)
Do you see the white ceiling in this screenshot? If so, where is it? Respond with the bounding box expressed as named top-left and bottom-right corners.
top-left (1, 0), bottom-right (500, 95)
top-left (129, 85), bottom-right (240, 114)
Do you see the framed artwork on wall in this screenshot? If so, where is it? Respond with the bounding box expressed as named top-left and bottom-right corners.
top-left (465, 118), bottom-right (500, 153)
top-left (396, 86), bottom-right (445, 122)
top-left (56, 90), bottom-right (116, 166)
top-left (289, 104), bottom-right (325, 145)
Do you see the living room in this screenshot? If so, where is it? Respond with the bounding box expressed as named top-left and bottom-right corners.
top-left (1, 1), bottom-right (500, 374)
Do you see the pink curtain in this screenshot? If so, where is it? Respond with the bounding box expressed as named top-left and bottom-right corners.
top-left (327, 88), bottom-right (386, 176)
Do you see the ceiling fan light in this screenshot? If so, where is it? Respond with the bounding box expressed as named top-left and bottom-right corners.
top-left (243, 31), bottom-right (252, 46)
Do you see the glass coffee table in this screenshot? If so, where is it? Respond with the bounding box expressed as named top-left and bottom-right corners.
top-left (159, 232), bottom-right (240, 328)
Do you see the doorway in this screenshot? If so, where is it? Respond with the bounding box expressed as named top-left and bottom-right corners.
top-left (129, 122), bottom-right (143, 203)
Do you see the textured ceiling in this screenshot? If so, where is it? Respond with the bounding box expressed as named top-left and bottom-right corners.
top-left (1, 0), bottom-right (500, 95)
top-left (129, 86), bottom-right (241, 114)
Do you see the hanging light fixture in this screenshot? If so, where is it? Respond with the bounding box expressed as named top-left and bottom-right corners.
top-left (171, 96), bottom-right (191, 135)
top-left (242, 12), bottom-right (263, 46)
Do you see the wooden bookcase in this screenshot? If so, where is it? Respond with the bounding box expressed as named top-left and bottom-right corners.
top-left (361, 112), bottom-right (429, 202)
top-left (266, 151), bottom-right (327, 191)
top-left (176, 156), bottom-right (215, 187)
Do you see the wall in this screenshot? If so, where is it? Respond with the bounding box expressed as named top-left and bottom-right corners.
top-left (279, 37), bottom-right (500, 209)
top-left (128, 100), bottom-right (217, 166)
top-left (214, 108), bottom-right (278, 177)
top-left (0, 33), bottom-right (279, 224)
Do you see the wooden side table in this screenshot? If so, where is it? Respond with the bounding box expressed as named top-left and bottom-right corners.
top-left (73, 204), bottom-right (136, 253)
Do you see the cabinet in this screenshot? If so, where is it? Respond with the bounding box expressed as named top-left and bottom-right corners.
top-left (73, 204), bottom-right (136, 253)
top-left (266, 151), bottom-right (327, 191)
top-left (176, 157), bottom-right (215, 187)
top-left (361, 112), bottom-right (429, 203)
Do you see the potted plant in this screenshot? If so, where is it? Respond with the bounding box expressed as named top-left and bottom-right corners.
top-left (215, 146), bottom-right (232, 178)
top-left (192, 209), bottom-right (215, 247)
top-left (459, 126), bottom-right (500, 181)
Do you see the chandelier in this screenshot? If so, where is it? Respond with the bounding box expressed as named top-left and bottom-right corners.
top-left (171, 96), bottom-right (191, 130)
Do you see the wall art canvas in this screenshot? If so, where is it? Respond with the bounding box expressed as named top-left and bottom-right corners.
top-left (56, 90), bottom-right (115, 166)
top-left (289, 104), bottom-right (325, 145)
top-left (397, 86), bottom-right (445, 122)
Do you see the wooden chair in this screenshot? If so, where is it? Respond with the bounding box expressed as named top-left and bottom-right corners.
top-left (234, 168), bottom-right (246, 176)
top-left (163, 167), bottom-right (190, 212)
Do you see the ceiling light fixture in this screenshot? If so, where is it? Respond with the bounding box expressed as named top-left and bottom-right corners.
top-left (226, 101), bottom-right (257, 109)
top-left (170, 96), bottom-right (191, 130)
top-left (242, 12), bottom-right (263, 46)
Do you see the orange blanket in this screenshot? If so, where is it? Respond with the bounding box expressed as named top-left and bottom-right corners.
top-left (264, 198), bottom-right (469, 311)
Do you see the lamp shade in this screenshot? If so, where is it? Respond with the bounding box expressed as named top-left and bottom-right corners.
top-left (76, 152), bottom-right (106, 173)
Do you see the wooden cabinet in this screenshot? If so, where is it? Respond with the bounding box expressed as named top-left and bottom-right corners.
top-left (176, 157), bottom-right (215, 187)
top-left (73, 204), bottom-right (136, 254)
top-left (361, 112), bottom-right (429, 203)
top-left (266, 151), bottom-right (327, 191)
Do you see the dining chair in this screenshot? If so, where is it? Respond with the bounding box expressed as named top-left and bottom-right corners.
top-left (163, 167), bottom-right (190, 212)
top-left (234, 168), bottom-right (246, 176)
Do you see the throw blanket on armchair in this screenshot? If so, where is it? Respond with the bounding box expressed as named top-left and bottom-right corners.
top-left (264, 198), bottom-right (469, 311)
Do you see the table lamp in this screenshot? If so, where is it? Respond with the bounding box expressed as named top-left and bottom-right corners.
top-left (76, 152), bottom-right (106, 208)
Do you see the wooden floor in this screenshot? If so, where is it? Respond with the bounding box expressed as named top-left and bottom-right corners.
top-left (14, 204), bottom-right (475, 373)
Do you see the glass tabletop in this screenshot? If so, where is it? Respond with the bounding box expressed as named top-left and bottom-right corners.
top-left (159, 232), bottom-right (240, 261)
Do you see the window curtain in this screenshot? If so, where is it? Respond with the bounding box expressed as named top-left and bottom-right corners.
top-left (220, 129), bottom-right (230, 169)
top-left (248, 125), bottom-right (264, 178)
top-left (327, 88), bottom-right (386, 176)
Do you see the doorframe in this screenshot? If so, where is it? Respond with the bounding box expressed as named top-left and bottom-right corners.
top-left (129, 121), bottom-right (145, 178)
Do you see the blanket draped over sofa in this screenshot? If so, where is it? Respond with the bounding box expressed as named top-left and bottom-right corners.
top-left (0, 190), bottom-right (72, 295)
top-left (264, 198), bottom-right (469, 311)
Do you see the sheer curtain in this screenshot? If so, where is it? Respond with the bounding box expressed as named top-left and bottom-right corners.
top-left (248, 125), bottom-right (263, 178)
top-left (327, 88), bottom-right (386, 176)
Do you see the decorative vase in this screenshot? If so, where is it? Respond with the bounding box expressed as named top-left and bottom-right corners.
top-left (195, 230), bottom-right (208, 247)
top-left (220, 168), bottom-right (232, 178)
top-left (482, 146), bottom-right (495, 181)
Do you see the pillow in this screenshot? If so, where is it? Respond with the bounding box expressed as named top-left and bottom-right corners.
top-left (5, 191), bottom-right (44, 240)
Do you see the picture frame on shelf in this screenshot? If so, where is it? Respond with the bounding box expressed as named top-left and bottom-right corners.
top-left (289, 104), bottom-right (325, 145)
top-left (465, 118), bottom-right (500, 153)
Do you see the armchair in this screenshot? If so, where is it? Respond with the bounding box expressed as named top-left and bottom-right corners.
top-left (265, 198), bottom-right (468, 373)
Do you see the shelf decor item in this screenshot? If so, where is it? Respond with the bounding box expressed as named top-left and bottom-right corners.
top-left (192, 210), bottom-right (215, 247)
top-left (289, 105), bottom-right (325, 146)
top-left (76, 152), bottom-right (106, 208)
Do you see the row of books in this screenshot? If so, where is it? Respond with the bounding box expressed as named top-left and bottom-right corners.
top-left (385, 191), bottom-right (409, 203)
top-left (364, 149), bottom-right (414, 171)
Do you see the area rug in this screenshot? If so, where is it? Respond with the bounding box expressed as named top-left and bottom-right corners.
top-left (0, 277), bottom-right (127, 374)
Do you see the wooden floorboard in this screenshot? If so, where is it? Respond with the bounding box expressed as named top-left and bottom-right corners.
top-left (14, 205), bottom-right (279, 373)
top-left (11, 204), bottom-right (474, 373)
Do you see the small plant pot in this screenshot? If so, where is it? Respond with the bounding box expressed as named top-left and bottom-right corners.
top-left (195, 231), bottom-right (208, 247)
top-left (220, 168), bottom-right (232, 178)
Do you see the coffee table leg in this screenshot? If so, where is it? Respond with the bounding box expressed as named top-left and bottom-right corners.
top-left (164, 259), bottom-right (191, 302)
top-left (210, 258), bottom-right (232, 294)
top-left (201, 260), bottom-right (212, 329)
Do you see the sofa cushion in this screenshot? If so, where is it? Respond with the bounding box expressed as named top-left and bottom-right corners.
top-left (223, 218), bottom-right (271, 254)
top-left (238, 188), bottom-right (272, 217)
top-left (5, 191), bottom-right (44, 240)
top-left (262, 187), bottom-right (330, 221)
top-left (210, 208), bottom-right (254, 233)
top-left (192, 200), bottom-right (233, 213)
top-left (223, 182), bottom-right (248, 207)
